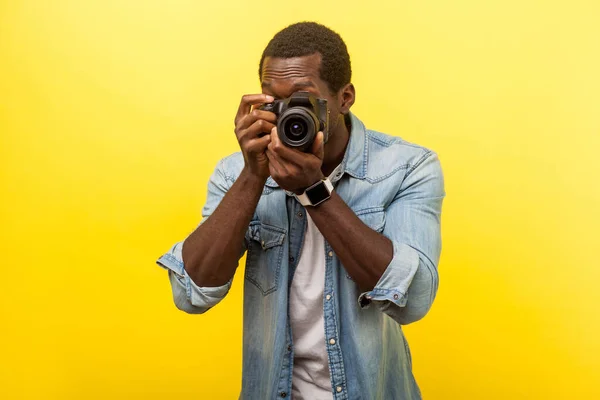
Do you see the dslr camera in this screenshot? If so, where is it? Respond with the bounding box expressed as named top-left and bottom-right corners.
top-left (259, 92), bottom-right (329, 152)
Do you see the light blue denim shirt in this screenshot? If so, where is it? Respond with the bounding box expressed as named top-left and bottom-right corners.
top-left (157, 113), bottom-right (445, 400)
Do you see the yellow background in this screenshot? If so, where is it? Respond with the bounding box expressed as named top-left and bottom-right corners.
top-left (1, 1), bottom-right (599, 399)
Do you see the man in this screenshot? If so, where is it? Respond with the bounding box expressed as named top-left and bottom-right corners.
top-left (157, 22), bottom-right (444, 400)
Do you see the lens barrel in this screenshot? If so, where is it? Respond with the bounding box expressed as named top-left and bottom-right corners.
top-left (277, 108), bottom-right (320, 152)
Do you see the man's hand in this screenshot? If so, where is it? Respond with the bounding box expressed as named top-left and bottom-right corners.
top-left (266, 127), bottom-right (325, 194)
top-left (234, 94), bottom-right (276, 180)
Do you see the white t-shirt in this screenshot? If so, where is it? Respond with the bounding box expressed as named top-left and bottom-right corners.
top-left (289, 165), bottom-right (343, 400)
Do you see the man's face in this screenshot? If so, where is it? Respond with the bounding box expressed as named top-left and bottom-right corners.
top-left (260, 53), bottom-right (344, 135)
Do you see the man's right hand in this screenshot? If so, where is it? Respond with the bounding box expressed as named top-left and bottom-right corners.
top-left (234, 94), bottom-right (276, 181)
top-left (181, 94), bottom-right (277, 289)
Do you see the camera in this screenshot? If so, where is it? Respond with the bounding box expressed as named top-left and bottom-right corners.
top-left (259, 92), bottom-right (329, 152)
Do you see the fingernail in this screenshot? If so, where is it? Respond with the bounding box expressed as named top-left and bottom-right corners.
top-left (265, 95), bottom-right (274, 102)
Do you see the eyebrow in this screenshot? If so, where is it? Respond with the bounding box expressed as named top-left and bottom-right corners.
top-left (261, 81), bottom-right (316, 89)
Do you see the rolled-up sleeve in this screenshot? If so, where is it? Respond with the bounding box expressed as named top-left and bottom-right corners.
top-left (157, 241), bottom-right (232, 314)
top-left (156, 158), bottom-right (241, 314)
top-left (358, 150), bottom-right (445, 325)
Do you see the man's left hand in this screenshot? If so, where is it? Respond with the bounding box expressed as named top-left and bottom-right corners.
top-left (266, 127), bottom-right (325, 194)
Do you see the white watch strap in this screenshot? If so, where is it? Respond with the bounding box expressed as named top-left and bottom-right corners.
top-left (295, 191), bottom-right (310, 206)
top-left (323, 177), bottom-right (334, 192)
top-left (296, 178), bottom-right (334, 207)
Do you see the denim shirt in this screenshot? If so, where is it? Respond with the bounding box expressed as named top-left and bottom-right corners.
top-left (156, 113), bottom-right (445, 400)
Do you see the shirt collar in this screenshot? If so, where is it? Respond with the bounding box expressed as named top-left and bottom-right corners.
top-left (265, 112), bottom-right (367, 189)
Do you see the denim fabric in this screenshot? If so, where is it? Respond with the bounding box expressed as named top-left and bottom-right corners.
top-left (157, 113), bottom-right (445, 400)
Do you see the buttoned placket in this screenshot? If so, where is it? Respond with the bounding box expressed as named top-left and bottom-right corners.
top-left (323, 241), bottom-right (348, 399)
top-left (277, 165), bottom-right (348, 399)
top-left (276, 195), bottom-right (308, 399)
top-left (323, 165), bottom-right (348, 399)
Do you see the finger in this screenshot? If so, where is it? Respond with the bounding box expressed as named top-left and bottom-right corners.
top-left (269, 127), bottom-right (308, 166)
top-left (310, 131), bottom-right (325, 160)
top-left (245, 134), bottom-right (272, 155)
top-left (269, 126), bottom-right (279, 146)
top-left (236, 109), bottom-right (277, 132)
top-left (266, 150), bottom-right (282, 180)
top-left (266, 149), bottom-right (289, 176)
top-left (235, 94), bottom-right (275, 125)
top-left (238, 119), bottom-right (276, 142)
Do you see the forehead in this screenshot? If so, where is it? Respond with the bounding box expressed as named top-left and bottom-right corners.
top-left (261, 54), bottom-right (323, 92)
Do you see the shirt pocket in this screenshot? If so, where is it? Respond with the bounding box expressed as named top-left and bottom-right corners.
top-left (245, 221), bottom-right (287, 295)
top-left (346, 209), bottom-right (386, 280)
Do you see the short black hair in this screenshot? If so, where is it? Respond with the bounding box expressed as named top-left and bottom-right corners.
top-left (259, 22), bottom-right (352, 94)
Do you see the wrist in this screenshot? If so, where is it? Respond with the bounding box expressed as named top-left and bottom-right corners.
top-left (295, 173), bottom-right (326, 195)
top-left (239, 167), bottom-right (268, 191)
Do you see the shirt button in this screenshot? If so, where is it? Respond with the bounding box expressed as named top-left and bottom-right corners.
top-left (328, 251), bottom-right (333, 257)
top-left (289, 256), bottom-right (295, 262)
top-left (296, 211), bottom-right (303, 218)
top-left (326, 294), bottom-right (331, 300)
top-left (261, 240), bottom-right (266, 249)
top-left (393, 294), bottom-right (399, 300)
top-left (287, 345), bottom-right (292, 351)
top-left (336, 386), bottom-right (342, 393)
top-left (280, 392), bottom-right (287, 398)
top-left (329, 338), bottom-right (336, 345)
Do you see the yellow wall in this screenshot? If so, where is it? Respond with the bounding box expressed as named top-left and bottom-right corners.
top-left (1, 1), bottom-right (599, 399)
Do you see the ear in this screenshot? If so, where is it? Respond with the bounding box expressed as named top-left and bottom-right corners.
top-left (338, 83), bottom-right (356, 115)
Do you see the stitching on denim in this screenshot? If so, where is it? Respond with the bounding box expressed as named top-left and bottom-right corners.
top-left (216, 158), bottom-right (233, 184)
top-left (364, 163), bottom-right (410, 184)
top-left (244, 223), bottom-right (286, 296)
top-left (160, 253), bottom-right (184, 269)
top-left (269, 238), bottom-right (284, 296)
top-left (354, 206), bottom-right (385, 215)
top-left (218, 153), bottom-right (246, 185)
top-left (324, 243), bottom-right (348, 399)
top-left (396, 138), bottom-right (430, 150)
top-left (261, 187), bottom-right (274, 196)
top-left (367, 131), bottom-right (401, 147)
top-left (259, 224), bottom-right (286, 248)
top-left (368, 288), bottom-right (407, 306)
top-left (185, 275), bottom-right (192, 299)
top-left (289, 207), bottom-right (307, 284)
top-left (405, 149), bottom-right (433, 178)
top-left (362, 131), bottom-right (369, 178)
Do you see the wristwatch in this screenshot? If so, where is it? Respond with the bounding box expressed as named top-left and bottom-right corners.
top-left (295, 178), bottom-right (334, 207)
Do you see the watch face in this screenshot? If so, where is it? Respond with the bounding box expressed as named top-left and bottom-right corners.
top-left (306, 181), bottom-right (330, 205)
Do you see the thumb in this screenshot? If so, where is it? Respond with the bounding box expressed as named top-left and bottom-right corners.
top-left (311, 131), bottom-right (325, 160)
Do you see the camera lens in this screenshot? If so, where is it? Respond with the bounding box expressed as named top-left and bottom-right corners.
top-left (288, 120), bottom-right (307, 138)
top-left (278, 108), bottom-right (318, 152)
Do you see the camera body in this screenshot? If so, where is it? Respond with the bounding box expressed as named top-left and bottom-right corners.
top-left (259, 92), bottom-right (329, 152)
